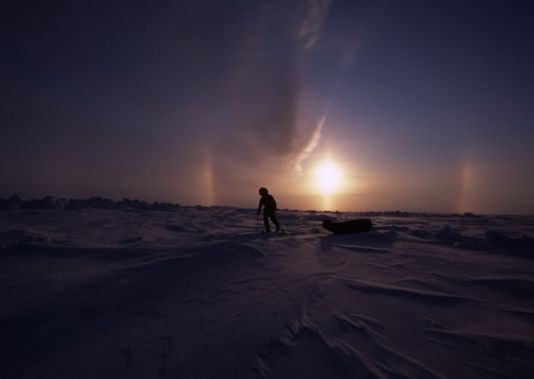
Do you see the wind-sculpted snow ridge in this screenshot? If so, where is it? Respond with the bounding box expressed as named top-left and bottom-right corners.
top-left (1, 207), bottom-right (534, 378)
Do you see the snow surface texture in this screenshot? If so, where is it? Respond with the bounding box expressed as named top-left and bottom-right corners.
top-left (1, 207), bottom-right (534, 378)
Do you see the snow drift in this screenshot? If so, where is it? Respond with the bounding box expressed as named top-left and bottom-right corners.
top-left (1, 205), bottom-right (534, 378)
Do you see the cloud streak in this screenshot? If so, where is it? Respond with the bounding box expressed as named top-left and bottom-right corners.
top-left (294, 114), bottom-right (327, 175)
top-left (296, 0), bottom-right (334, 50)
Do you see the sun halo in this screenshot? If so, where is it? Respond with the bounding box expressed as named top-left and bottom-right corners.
top-left (313, 160), bottom-right (343, 195)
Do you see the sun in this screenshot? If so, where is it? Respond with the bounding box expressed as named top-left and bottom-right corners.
top-left (313, 160), bottom-right (342, 195)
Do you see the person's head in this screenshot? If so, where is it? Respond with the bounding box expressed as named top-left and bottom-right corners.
top-left (259, 187), bottom-right (268, 196)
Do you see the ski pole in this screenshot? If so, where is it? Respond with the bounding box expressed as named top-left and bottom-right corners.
top-left (276, 210), bottom-right (284, 233)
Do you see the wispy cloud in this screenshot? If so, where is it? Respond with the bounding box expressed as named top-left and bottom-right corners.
top-left (296, 0), bottom-right (333, 50)
top-left (294, 114), bottom-right (327, 175)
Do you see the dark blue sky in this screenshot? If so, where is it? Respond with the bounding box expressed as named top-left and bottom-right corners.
top-left (2, 0), bottom-right (533, 213)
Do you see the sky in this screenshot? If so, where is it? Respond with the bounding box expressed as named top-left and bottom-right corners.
top-left (1, 0), bottom-right (533, 214)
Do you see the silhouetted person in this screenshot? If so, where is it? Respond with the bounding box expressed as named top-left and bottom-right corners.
top-left (257, 187), bottom-right (280, 232)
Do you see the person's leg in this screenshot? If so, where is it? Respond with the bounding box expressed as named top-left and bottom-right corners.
top-left (271, 214), bottom-right (280, 232)
top-left (263, 213), bottom-right (271, 232)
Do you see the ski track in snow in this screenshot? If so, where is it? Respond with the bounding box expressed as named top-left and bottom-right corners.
top-left (1, 207), bottom-right (534, 378)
